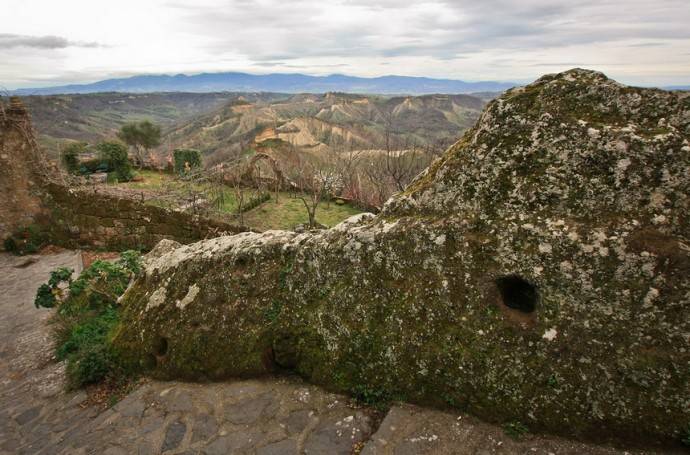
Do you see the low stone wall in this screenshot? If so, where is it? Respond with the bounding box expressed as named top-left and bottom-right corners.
top-left (47, 183), bottom-right (247, 250)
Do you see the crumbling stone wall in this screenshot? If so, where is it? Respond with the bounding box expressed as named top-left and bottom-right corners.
top-left (0, 97), bottom-right (51, 239)
top-left (0, 97), bottom-right (246, 250)
top-left (47, 184), bottom-right (246, 250)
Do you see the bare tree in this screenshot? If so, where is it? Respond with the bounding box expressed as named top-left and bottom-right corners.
top-left (283, 153), bottom-right (335, 230)
top-left (362, 152), bottom-right (392, 209)
top-left (327, 136), bottom-right (364, 202)
top-left (222, 157), bottom-right (262, 227)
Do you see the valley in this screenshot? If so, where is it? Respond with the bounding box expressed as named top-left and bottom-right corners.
top-left (22, 90), bottom-right (492, 209)
top-left (23, 90), bottom-right (490, 162)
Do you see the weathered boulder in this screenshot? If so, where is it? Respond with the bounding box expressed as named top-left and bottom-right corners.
top-left (113, 69), bottom-right (689, 444)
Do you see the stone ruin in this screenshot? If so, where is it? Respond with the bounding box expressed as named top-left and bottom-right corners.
top-left (0, 97), bottom-right (245, 250)
top-left (111, 69), bottom-right (689, 444)
top-left (0, 96), bottom-right (52, 239)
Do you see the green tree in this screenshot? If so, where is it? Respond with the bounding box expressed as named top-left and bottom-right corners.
top-left (96, 141), bottom-right (132, 182)
top-left (173, 148), bottom-right (203, 174)
top-left (116, 120), bottom-right (161, 169)
top-left (61, 141), bottom-right (87, 174)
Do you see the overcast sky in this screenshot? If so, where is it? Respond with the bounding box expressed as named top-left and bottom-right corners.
top-left (2, 0), bottom-right (689, 89)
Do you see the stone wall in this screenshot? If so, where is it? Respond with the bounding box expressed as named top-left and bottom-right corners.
top-left (0, 97), bottom-right (51, 239)
top-left (47, 183), bottom-right (247, 250)
top-left (113, 70), bottom-right (690, 445)
top-left (0, 96), bottom-right (246, 250)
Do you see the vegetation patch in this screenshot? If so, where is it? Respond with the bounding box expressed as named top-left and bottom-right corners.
top-left (35, 251), bottom-right (143, 394)
top-left (173, 148), bottom-right (203, 174)
top-left (349, 384), bottom-right (402, 411)
top-left (3, 224), bottom-right (46, 255)
top-left (503, 420), bottom-right (530, 441)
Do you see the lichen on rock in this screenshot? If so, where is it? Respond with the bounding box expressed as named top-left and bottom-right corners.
top-left (112, 69), bottom-right (689, 444)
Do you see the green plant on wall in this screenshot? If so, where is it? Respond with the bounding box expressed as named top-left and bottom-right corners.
top-left (35, 251), bottom-right (143, 390)
top-left (173, 148), bottom-right (203, 174)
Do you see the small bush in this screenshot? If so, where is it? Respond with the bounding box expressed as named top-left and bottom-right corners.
top-left (503, 420), bottom-right (529, 441)
top-left (61, 141), bottom-right (87, 174)
top-left (96, 141), bottom-right (133, 182)
top-left (4, 225), bottom-right (46, 255)
top-left (71, 343), bottom-right (112, 388)
top-left (334, 198), bottom-right (346, 206)
top-left (35, 284), bottom-right (58, 308)
top-left (35, 267), bottom-right (74, 308)
top-left (3, 236), bottom-right (18, 252)
top-left (173, 148), bottom-right (203, 174)
top-left (36, 251), bottom-right (143, 390)
top-left (349, 384), bottom-right (402, 410)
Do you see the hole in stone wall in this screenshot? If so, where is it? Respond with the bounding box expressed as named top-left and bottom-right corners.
top-left (495, 275), bottom-right (538, 313)
top-left (153, 337), bottom-right (168, 357)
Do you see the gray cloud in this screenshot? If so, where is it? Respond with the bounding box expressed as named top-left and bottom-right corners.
top-left (171, 0), bottom-right (690, 65)
top-left (0, 34), bottom-right (103, 50)
top-left (4, 0), bottom-right (689, 89)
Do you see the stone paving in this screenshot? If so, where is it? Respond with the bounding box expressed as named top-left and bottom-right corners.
top-left (0, 251), bottom-right (681, 454)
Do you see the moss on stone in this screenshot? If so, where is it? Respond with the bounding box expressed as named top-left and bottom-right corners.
top-left (112, 69), bottom-right (690, 445)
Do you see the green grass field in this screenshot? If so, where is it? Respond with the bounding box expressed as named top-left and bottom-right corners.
top-left (243, 193), bottom-right (362, 231)
top-left (123, 170), bottom-right (363, 231)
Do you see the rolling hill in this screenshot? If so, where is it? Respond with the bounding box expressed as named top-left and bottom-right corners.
top-left (20, 90), bottom-right (490, 167)
top-left (19, 92), bottom-right (285, 152)
top-left (162, 92), bottom-right (489, 163)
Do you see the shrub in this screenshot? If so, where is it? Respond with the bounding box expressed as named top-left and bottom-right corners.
top-left (3, 236), bottom-right (18, 253)
top-left (34, 267), bottom-right (74, 309)
top-left (4, 225), bottom-right (46, 255)
top-left (96, 141), bottom-right (132, 182)
top-left (503, 420), bottom-right (529, 441)
top-left (35, 251), bottom-right (143, 390)
top-left (61, 141), bottom-right (87, 174)
top-left (173, 148), bottom-right (203, 174)
top-left (71, 343), bottom-right (112, 388)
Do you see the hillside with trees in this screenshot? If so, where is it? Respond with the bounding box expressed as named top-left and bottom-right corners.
top-left (23, 90), bottom-right (492, 210)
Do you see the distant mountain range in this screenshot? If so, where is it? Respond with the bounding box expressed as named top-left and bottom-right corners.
top-left (13, 72), bottom-right (517, 96)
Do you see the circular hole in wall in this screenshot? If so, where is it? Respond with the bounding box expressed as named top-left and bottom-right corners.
top-left (495, 275), bottom-right (538, 313)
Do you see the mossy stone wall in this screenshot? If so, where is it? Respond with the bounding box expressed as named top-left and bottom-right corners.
top-left (46, 183), bottom-right (246, 250)
top-left (112, 70), bottom-right (689, 446)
